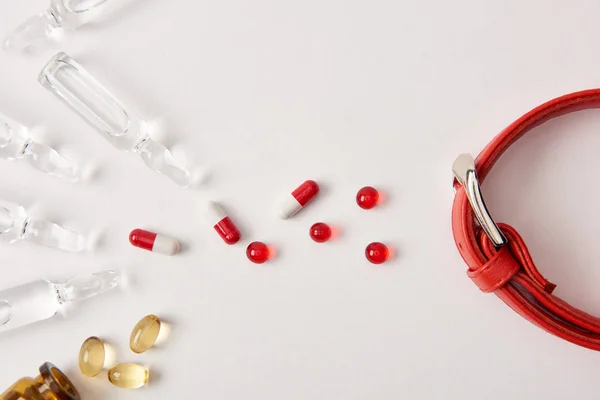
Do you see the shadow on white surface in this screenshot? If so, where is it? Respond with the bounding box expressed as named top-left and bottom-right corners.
top-left (175, 238), bottom-right (191, 255)
top-left (86, 229), bottom-right (106, 252)
top-left (79, 159), bottom-right (104, 184)
top-left (148, 368), bottom-right (162, 386)
top-left (68, 366), bottom-right (113, 400)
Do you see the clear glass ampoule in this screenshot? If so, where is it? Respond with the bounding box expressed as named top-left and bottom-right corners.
top-left (39, 52), bottom-right (192, 187)
top-left (0, 270), bottom-right (120, 333)
top-left (3, 0), bottom-right (110, 51)
top-left (0, 199), bottom-right (86, 252)
top-left (0, 114), bottom-right (80, 182)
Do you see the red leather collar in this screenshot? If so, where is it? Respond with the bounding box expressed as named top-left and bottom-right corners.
top-left (452, 89), bottom-right (600, 350)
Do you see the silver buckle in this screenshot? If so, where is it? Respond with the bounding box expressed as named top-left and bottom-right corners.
top-left (453, 153), bottom-right (507, 247)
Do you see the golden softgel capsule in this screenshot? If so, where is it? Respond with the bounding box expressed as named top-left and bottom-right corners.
top-left (78, 337), bottom-right (106, 377)
top-left (130, 314), bottom-right (162, 354)
top-left (108, 364), bottom-right (149, 389)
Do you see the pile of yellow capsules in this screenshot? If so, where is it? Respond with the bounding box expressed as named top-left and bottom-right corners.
top-left (78, 314), bottom-right (167, 389)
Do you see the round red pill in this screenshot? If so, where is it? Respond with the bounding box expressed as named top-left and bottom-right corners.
top-left (246, 241), bottom-right (270, 264)
top-left (356, 186), bottom-right (380, 209)
top-left (365, 242), bottom-right (389, 264)
top-left (309, 222), bottom-right (332, 243)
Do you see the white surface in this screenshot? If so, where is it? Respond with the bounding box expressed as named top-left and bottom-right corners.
top-left (0, 0), bottom-right (600, 399)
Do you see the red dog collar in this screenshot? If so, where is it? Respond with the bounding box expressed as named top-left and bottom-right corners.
top-left (452, 89), bottom-right (600, 350)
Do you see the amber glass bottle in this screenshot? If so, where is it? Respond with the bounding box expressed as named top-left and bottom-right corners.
top-left (0, 363), bottom-right (80, 400)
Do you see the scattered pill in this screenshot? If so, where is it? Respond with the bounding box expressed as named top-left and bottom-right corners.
top-left (108, 363), bottom-right (149, 389)
top-left (246, 241), bottom-right (270, 264)
top-left (79, 336), bottom-right (106, 377)
top-left (130, 315), bottom-right (162, 354)
top-left (279, 180), bottom-right (319, 219)
top-left (129, 229), bottom-right (180, 256)
top-left (365, 242), bottom-right (389, 264)
top-left (204, 202), bottom-right (241, 245)
top-left (309, 222), bottom-right (332, 243)
top-left (356, 186), bottom-right (380, 209)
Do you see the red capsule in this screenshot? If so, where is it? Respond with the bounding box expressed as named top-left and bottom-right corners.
top-left (204, 202), bottom-right (241, 245)
top-left (129, 229), bottom-right (180, 256)
top-left (279, 180), bottom-right (320, 219)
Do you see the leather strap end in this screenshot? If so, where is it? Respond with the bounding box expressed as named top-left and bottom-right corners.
top-left (544, 281), bottom-right (557, 294)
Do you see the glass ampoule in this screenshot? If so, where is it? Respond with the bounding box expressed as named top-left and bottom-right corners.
top-left (3, 0), bottom-right (110, 51)
top-left (0, 362), bottom-right (81, 400)
top-left (0, 114), bottom-right (80, 182)
top-left (0, 199), bottom-right (86, 252)
top-left (0, 270), bottom-right (120, 333)
top-left (39, 52), bottom-right (192, 187)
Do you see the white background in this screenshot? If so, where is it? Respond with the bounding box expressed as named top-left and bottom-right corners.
top-left (1, 0), bottom-right (600, 398)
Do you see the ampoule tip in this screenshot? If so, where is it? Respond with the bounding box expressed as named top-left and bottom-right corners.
top-left (58, 270), bottom-right (121, 303)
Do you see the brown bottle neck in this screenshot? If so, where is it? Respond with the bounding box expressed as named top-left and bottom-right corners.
top-left (37, 363), bottom-right (80, 400)
top-left (0, 364), bottom-right (80, 400)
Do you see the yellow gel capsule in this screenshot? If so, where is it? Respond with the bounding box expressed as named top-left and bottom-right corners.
top-left (78, 337), bottom-right (106, 377)
top-left (130, 314), bottom-right (161, 354)
top-left (108, 363), bottom-right (149, 389)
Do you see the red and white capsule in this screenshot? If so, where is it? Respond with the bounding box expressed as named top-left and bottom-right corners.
top-left (204, 201), bottom-right (241, 245)
top-left (129, 229), bottom-right (180, 256)
top-left (279, 180), bottom-right (320, 219)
